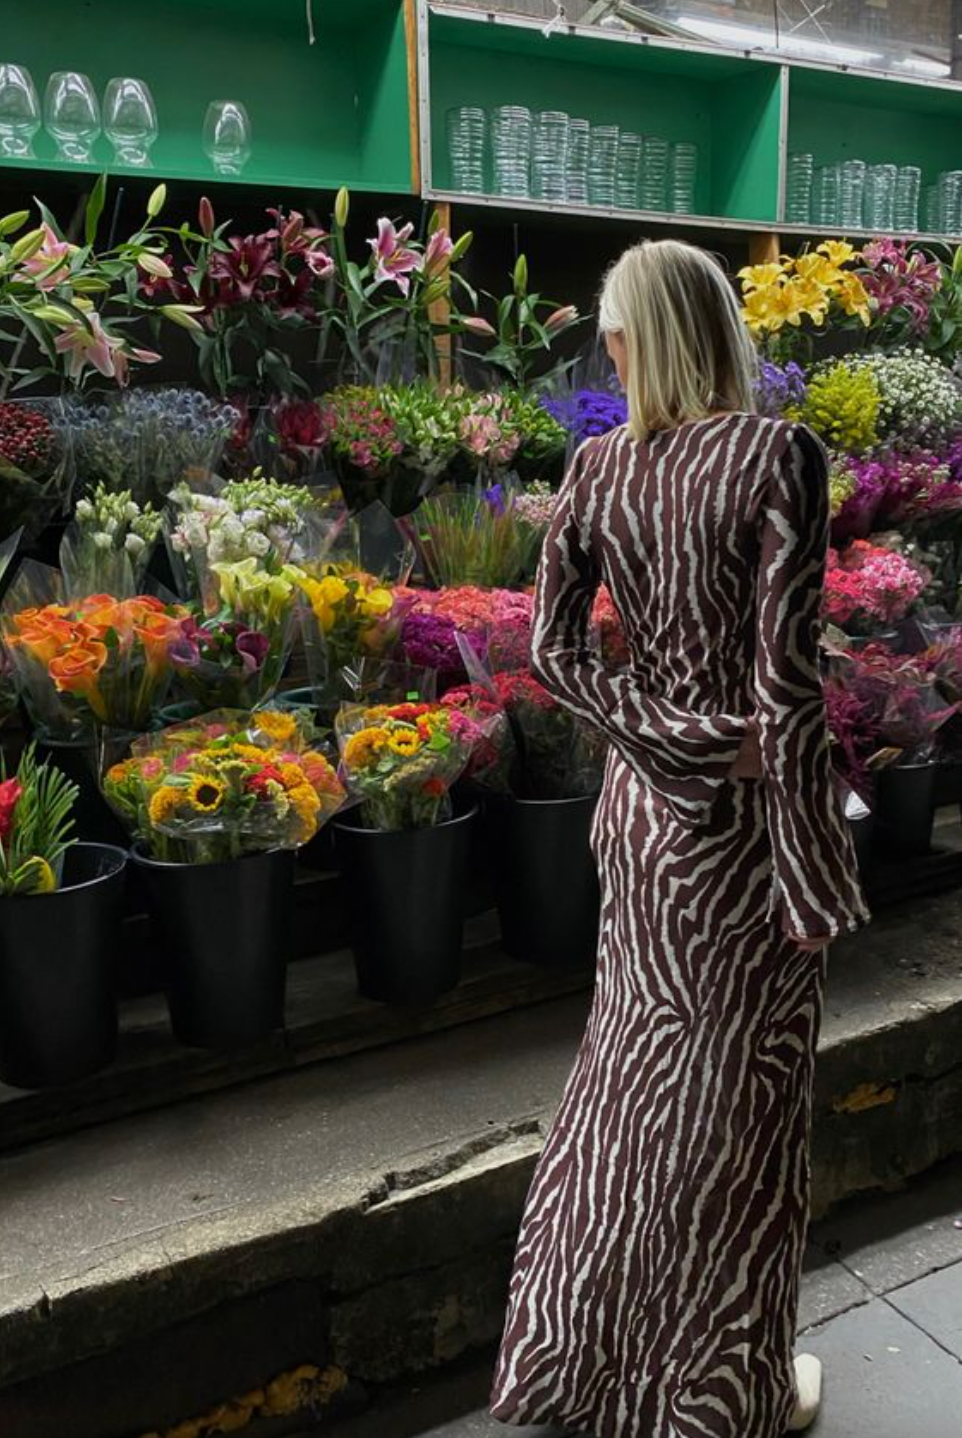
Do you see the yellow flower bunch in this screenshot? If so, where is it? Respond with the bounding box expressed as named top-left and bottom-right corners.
top-left (739, 240), bottom-right (871, 337)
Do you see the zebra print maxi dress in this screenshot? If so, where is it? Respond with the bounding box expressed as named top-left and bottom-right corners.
top-left (490, 414), bottom-right (869, 1438)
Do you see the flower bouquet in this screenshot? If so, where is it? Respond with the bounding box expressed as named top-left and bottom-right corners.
top-left (104, 708), bottom-right (346, 863)
top-left (166, 470), bottom-right (331, 603)
top-left (824, 540), bottom-right (929, 636)
top-left (336, 700), bottom-right (481, 829)
top-left (0, 743), bottom-right (78, 896)
top-left (415, 483), bottom-right (531, 589)
top-left (2, 565), bottom-right (185, 739)
top-left (445, 668), bottom-right (604, 800)
top-left (64, 389), bottom-right (238, 507)
top-left (168, 615), bottom-right (275, 712)
top-left (318, 386), bottom-right (407, 514)
top-left (540, 386), bottom-right (627, 444)
top-left (398, 586), bottom-right (533, 694)
top-left (255, 398), bottom-right (330, 484)
top-left (59, 484), bottom-right (163, 598)
top-left (0, 399), bottom-right (73, 545)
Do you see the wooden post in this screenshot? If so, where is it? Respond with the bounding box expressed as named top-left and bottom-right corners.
top-left (748, 231), bottom-right (781, 266)
top-left (428, 200), bottom-right (453, 387)
top-left (404, 0), bottom-right (422, 194)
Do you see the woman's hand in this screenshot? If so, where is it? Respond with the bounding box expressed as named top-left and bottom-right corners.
top-left (728, 718), bottom-right (762, 780)
top-left (788, 933), bottom-right (832, 952)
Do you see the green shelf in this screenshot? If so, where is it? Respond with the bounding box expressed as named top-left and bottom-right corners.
top-left (786, 65), bottom-right (962, 195)
top-left (3, 0), bottom-right (415, 195)
top-left (426, 9), bottom-right (783, 225)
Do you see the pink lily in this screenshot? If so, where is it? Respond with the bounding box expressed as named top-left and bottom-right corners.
top-left (369, 218), bottom-right (420, 297)
top-left (111, 345), bottom-right (162, 388)
top-left (21, 223), bottom-right (76, 291)
top-left (544, 304), bottom-right (579, 331)
top-left (54, 312), bottom-right (123, 381)
top-left (461, 316), bottom-right (496, 337)
top-left (304, 245), bottom-right (335, 280)
top-left (423, 229), bottom-right (454, 277)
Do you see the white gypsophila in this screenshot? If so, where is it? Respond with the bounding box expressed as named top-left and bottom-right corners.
top-left (846, 349), bottom-right (962, 443)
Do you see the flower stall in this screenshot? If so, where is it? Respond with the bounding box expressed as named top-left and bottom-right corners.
top-left (3, 158), bottom-right (962, 1088)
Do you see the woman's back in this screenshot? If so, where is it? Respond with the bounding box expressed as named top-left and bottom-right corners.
top-left (581, 412), bottom-right (798, 715)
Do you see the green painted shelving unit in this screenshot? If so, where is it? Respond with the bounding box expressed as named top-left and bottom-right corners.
top-left (2, 0), bottom-right (415, 193)
top-left (425, 7), bottom-right (783, 226)
top-left (420, 3), bottom-right (962, 244)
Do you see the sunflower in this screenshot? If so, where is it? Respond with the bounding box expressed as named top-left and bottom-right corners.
top-left (387, 729), bottom-right (421, 757)
top-left (255, 711), bottom-right (298, 746)
top-left (187, 773), bottom-right (226, 814)
top-left (148, 785), bottom-right (182, 825)
top-left (277, 761), bottom-right (309, 792)
top-left (343, 726), bottom-right (389, 770)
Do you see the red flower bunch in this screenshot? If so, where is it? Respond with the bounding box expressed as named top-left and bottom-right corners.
top-left (0, 404), bottom-right (53, 478)
top-left (0, 777), bottom-right (21, 841)
top-left (824, 540), bottom-right (929, 632)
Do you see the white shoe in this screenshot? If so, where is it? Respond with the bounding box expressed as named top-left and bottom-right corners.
top-left (786, 1354), bottom-right (823, 1432)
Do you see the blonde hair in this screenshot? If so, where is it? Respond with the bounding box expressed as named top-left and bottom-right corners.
top-left (598, 239), bottom-right (757, 442)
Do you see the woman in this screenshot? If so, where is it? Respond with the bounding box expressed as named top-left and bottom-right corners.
top-left (490, 239), bottom-right (869, 1438)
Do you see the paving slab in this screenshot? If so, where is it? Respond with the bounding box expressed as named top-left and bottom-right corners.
top-left (888, 1264), bottom-right (962, 1361)
top-left (803, 1296), bottom-right (962, 1438)
top-left (798, 1244), bottom-right (873, 1333)
top-left (809, 1152), bottom-right (962, 1295)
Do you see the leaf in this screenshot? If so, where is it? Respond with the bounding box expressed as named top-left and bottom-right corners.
top-left (84, 174), bottom-right (108, 248)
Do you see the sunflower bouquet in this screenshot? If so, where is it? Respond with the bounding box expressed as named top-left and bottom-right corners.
top-left (103, 708), bottom-right (346, 863)
top-left (336, 700), bottom-right (482, 829)
top-left (2, 565), bottom-right (186, 740)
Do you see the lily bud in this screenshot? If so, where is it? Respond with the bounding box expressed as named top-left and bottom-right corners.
top-left (198, 196), bottom-right (216, 237)
top-left (513, 253), bottom-right (528, 296)
top-left (335, 187), bottom-right (350, 229)
top-left (28, 304), bottom-right (76, 327)
top-left (282, 214), bottom-right (304, 248)
top-left (160, 303), bottom-right (206, 332)
top-left (428, 208), bottom-right (441, 236)
top-left (146, 184), bottom-right (167, 219)
top-left (138, 253), bottom-right (173, 280)
top-left (544, 304), bottom-right (578, 331)
top-left (0, 210), bottom-right (30, 238)
top-left (70, 276), bottom-right (111, 294)
top-left (449, 231), bottom-right (473, 264)
top-left (423, 275), bottom-right (450, 305)
top-left (461, 316), bottom-right (496, 337)
top-left (9, 228), bottom-right (45, 265)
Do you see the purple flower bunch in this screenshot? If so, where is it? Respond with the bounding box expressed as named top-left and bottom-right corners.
top-left (399, 610), bottom-right (487, 688)
top-left (861, 239), bottom-right (942, 332)
top-left (540, 389), bottom-right (627, 442)
top-left (831, 450), bottom-right (962, 543)
top-left (170, 616), bottom-right (274, 709)
top-left (754, 360), bottom-right (807, 418)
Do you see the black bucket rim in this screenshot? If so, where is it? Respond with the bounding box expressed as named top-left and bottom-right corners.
top-left (485, 790), bottom-right (600, 812)
top-left (333, 802), bottom-right (479, 837)
top-left (0, 841), bottom-right (128, 903)
top-left (129, 841), bottom-right (288, 873)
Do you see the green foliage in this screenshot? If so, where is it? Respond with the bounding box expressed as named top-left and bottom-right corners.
top-left (0, 744), bottom-right (78, 897)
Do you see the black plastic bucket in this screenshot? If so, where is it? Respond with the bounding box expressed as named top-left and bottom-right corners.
top-left (485, 793), bottom-right (600, 968)
top-left (0, 843), bottom-right (126, 1089)
top-left (876, 763), bottom-right (937, 856)
top-left (334, 805), bottom-right (477, 1006)
top-left (131, 845), bottom-right (295, 1049)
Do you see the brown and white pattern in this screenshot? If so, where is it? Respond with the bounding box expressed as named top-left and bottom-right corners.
top-left (490, 415), bottom-right (869, 1438)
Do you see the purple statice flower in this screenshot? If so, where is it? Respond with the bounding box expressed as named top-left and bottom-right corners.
top-left (482, 483), bottom-right (507, 515)
top-left (541, 388), bottom-right (628, 442)
top-left (832, 449), bottom-right (959, 543)
top-left (754, 360), bottom-right (807, 418)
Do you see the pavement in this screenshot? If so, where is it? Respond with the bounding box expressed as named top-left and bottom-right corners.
top-left (315, 1157), bottom-right (962, 1438)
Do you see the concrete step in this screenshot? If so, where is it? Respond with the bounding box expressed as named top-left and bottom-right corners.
top-left (303, 1156), bottom-right (962, 1438)
top-left (1, 890), bottom-right (962, 1438)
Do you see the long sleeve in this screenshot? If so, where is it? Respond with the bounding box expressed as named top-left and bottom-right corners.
top-left (755, 425), bottom-right (870, 940)
top-left (531, 442), bottom-right (750, 827)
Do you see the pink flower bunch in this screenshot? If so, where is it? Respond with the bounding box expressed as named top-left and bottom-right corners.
top-left (318, 388), bottom-right (403, 475)
top-left (861, 239), bottom-right (942, 330)
top-left (824, 540), bottom-right (929, 629)
top-left (459, 395), bottom-right (522, 467)
top-left (832, 449), bottom-right (962, 543)
top-left (592, 585), bottom-right (630, 668)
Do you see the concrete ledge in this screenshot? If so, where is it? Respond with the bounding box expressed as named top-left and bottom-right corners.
top-left (2, 891), bottom-right (962, 1437)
